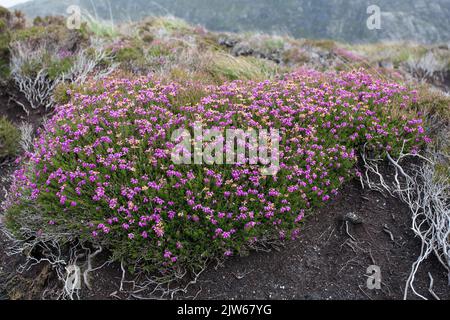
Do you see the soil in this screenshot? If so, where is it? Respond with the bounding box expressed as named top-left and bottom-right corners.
top-left (0, 80), bottom-right (449, 301)
top-left (0, 81), bottom-right (48, 126)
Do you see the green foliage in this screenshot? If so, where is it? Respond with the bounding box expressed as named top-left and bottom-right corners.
top-left (4, 70), bottom-right (429, 275)
top-left (263, 37), bottom-right (285, 51)
top-left (32, 16), bottom-right (44, 26)
top-left (11, 25), bottom-right (46, 42)
top-left (115, 46), bottom-right (144, 63)
top-left (207, 53), bottom-right (279, 82)
top-left (47, 57), bottom-right (74, 80)
top-left (150, 16), bottom-right (190, 33)
top-left (53, 82), bottom-right (75, 105)
top-left (283, 47), bottom-right (310, 65)
top-left (15, 50), bottom-right (74, 80)
top-left (0, 18), bottom-right (6, 32)
top-left (0, 117), bottom-right (20, 160)
top-left (0, 57), bottom-right (9, 78)
top-left (0, 6), bottom-right (10, 20)
top-left (0, 7), bottom-right (11, 79)
top-left (83, 14), bottom-right (118, 38)
top-left (414, 86), bottom-right (450, 121)
top-left (349, 43), bottom-right (429, 68)
top-left (303, 39), bottom-right (337, 51)
top-left (147, 44), bottom-right (172, 57)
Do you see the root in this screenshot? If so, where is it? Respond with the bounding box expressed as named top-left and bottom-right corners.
top-left (383, 224), bottom-right (396, 243)
top-left (1, 219), bottom-right (208, 300)
top-left (82, 244), bottom-right (104, 290)
top-left (361, 141), bottom-right (450, 300)
top-left (9, 38), bottom-right (117, 112)
top-left (116, 260), bottom-right (208, 300)
top-left (428, 272), bottom-right (440, 300)
top-left (0, 224), bottom-right (110, 300)
top-left (345, 221), bottom-right (357, 242)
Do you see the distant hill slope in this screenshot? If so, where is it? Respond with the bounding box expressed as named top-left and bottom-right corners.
top-left (12, 0), bottom-right (450, 44)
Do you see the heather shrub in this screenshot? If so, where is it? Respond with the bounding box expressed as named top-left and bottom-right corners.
top-left (4, 69), bottom-right (429, 275)
top-left (0, 116), bottom-right (20, 160)
top-left (114, 44), bottom-right (148, 73)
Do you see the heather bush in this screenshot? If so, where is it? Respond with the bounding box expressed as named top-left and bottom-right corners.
top-left (4, 69), bottom-right (429, 275)
top-left (0, 116), bottom-right (20, 160)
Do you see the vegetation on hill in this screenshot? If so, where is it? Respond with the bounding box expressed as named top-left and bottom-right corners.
top-left (3, 69), bottom-right (429, 274)
top-left (0, 6), bottom-right (448, 299)
top-left (0, 116), bottom-right (20, 160)
top-left (12, 0), bottom-right (450, 44)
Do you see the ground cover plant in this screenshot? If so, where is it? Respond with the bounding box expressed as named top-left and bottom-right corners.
top-left (3, 69), bottom-right (429, 277)
top-left (0, 7), bottom-right (448, 299)
top-left (0, 116), bottom-right (20, 161)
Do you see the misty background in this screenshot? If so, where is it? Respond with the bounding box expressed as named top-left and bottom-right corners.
top-left (4, 0), bottom-right (450, 44)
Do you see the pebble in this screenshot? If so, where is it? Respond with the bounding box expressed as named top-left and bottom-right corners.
top-left (340, 212), bottom-right (364, 225)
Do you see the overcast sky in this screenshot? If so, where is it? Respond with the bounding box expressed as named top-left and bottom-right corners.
top-left (0, 0), bottom-right (32, 8)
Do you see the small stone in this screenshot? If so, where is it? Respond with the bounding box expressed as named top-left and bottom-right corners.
top-left (340, 212), bottom-right (363, 225)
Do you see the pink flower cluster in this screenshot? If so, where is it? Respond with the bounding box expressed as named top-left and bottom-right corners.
top-left (5, 69), bottom-right (429, 271)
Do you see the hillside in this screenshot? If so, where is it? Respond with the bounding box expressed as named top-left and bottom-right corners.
top-left (0, 6), bottom-right (449, 302)
top-left (12, 0), bottom-right (450, 44)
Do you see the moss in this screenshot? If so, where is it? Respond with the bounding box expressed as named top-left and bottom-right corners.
top-left (434, 163), bottom-right (450, 182)
top-left (0, 117), bottom-right (21, 160)
top-left (114, 45), bottom-right (149, 72)
top-left (0, 33), bottom-right (9, 53)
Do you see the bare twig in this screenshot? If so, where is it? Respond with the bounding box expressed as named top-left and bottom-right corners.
top-left (428, 272), bottom-right (440, 300)
top-left (361, 140), bottom-right (450, 300)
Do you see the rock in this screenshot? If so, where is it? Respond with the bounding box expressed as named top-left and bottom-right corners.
top-left (232, 45), bottom-right (254, 57)
top-left (340, 212), bottom-right (364, 225)
top-left (379, 60), bottom-right (394, 69)
top-left (218, 37), bottom-right (238, 48)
